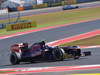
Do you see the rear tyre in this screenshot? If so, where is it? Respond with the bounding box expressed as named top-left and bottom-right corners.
top-left (10, 53), bottom-right (20, 65)
top-left (73, 49), bottom-right (81, 60)
top-left (52, 47), bottom-right (65, 61)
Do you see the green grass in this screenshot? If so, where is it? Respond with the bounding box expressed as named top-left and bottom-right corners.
top-left (0, 71), bottom-right (15, 73)
top-left (60, 35), bottom-right (100, 46)
top-left (0, 7), bottom-right (100, 36)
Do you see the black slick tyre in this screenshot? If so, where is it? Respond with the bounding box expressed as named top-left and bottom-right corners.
top-left (10, 53), bottom-right (20, 65)
top-left (52, 47), bottom-right (65, 61)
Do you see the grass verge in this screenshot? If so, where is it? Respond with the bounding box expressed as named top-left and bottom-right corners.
top-left (0, 71), bottom-right (15, 74)
top-left (60, 35), bottom-right (100, 46)
top-left (0, 7), bottom-right (100, 36)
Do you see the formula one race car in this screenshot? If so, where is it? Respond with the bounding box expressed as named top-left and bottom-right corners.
top-left (10, 41), bottom-right (91, 65)
top-left (10, 41), bottom-right (65, 65)
top-left (63, 5), bottom-right (79, 10)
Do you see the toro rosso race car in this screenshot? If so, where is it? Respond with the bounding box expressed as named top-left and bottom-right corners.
top-left (63, 5), bottom-right (79, 10)
top-left (10, 41), bottom-right (91, 65)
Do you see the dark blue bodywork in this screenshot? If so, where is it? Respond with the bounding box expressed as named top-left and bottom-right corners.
top-left (21, 44), bottom-right (53, 60)
top-left (63, 5), bottom-right (79, 10)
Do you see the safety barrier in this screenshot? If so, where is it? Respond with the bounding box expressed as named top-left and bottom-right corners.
top-left (8, 7), bottom-right (17, 12)
top-left (47, 1), bottom-right (66, 7)
top-left (6, 20), bottom-right (37, 31)
top-left (62, 1), bottom-right (67, 5)
top-left (51, 2), bottom-right (62, 7)
top-left (63, 0), bottom-right (98, 4)
top-left (8, 6), bottom-right (32, 12)
top-left (33, 3), bottom-right (48, 9)
top-left (76, 0), bottom-right (97, 3)
top-left (24, 6), bottom-right (33, 10)
top-left (69, 0), bottom-right (76, 4)
top-left (63, 0), bottom-right (76, 5)
top-left (17, 7), bottom-right (24, 11)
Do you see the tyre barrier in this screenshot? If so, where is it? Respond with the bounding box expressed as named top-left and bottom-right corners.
top-left (6, 20), bottom-right (37, 31)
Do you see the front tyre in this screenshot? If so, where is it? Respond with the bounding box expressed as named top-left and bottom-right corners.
top-left (52, 47), bottom-right (65, 61)
top-left (10, 53), bottom-right (20, 65)
top-left (73, 51), bottom-right (80, 59)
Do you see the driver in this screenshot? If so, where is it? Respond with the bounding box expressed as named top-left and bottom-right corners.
top-left (19, 43), bottom-right (28, 52)
top-left (39, 40), bottom-right (46, 49)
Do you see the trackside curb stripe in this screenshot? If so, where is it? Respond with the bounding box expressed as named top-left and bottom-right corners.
top-left (47, 30), bottom-right (100, 47)
top-left (68, 73), bottom-right (100, 75)
top-left (0, 65), bottom-right (100, 75)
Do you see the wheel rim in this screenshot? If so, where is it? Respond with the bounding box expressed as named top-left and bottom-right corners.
top-left (53, 48), bottom-right (63, 61)
top-left (54, 50), bottom-right (61, 59)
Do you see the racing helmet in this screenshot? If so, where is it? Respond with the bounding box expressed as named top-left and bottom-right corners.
top-left (39, 40), bottom-right (46, 45)
top-left (23, 43), bottom-right (28, 48)
top-left (73, 46), bottom-right (80, 49)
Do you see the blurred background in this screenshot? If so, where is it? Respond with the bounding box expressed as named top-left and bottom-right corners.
top-left (0, 0), bottom-right (100, 9)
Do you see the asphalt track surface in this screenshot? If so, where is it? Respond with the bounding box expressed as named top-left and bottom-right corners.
top-left (0, 19), bottom-right (100, 69)
top-left (0, 1), bottom-right (100, 20)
